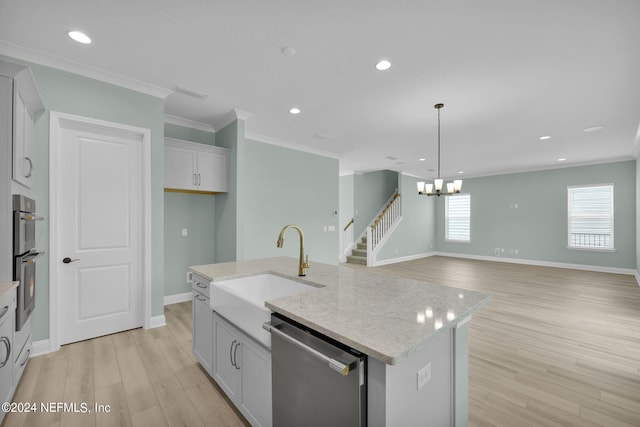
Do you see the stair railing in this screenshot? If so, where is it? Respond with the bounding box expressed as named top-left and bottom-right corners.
top-left (366, 191), bottom-right (401, 266)
top-left (340, 218), bottom-right (355, 262)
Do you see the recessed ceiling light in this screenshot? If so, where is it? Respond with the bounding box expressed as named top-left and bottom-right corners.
top-left (375, 60), bottom-right (392, 71)
top-left (289, 107), bottom-right (301, 115)
top-left (418, 158), bottom-right (426, 162)
top-left (539, 136), bottom-right (551, 140)
top-left (557, 158), bottom-right (566, 162)
top-left (458, 171), bottom-right (465, 174)
top-left (584, 126), bottom-right (604, 133)
top-left (281, 46), bottom-right (297, 56)
top-left (68, 30), bottom-right (91, 44)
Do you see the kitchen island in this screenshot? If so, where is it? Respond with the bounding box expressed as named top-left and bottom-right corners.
top-left (191, 257), bottom-right (491, 427)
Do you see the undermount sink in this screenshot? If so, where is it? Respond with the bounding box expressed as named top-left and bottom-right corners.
top-left (210, 273), bottom-right (317, 348)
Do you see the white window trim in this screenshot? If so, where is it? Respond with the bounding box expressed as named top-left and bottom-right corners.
top-left (567, 183), bottom-right (614, 252)
top-left (445, 193), bottom-right (471, 243)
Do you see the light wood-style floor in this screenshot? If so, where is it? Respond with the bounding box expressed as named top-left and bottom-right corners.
top-left (2, 302), bottom-right (249, 427)
top-left (354, 256), bottom-right (640, 427)
top-left (3, 256), bottom-right (640, 427)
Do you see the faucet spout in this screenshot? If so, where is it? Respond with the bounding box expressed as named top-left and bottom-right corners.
top-left (276, 224), bottom-right (309, 276)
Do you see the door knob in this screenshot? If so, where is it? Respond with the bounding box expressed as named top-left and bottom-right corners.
top-left (62, 257), bottom-right (79, 264)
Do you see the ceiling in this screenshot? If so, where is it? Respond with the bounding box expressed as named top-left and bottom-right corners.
top-left (2, 0), bottom-right (640, 179)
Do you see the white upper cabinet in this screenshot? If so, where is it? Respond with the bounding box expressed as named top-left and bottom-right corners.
top-left (0, 60), bottom-right (44, 190)
top-left (164, 138), bottom-right (229, 193)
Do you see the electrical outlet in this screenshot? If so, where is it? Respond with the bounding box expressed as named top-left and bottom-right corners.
top-left (417, 362), bottom-right (431, 390)
top-left (186, 271), bottom-right (193, 284)
top-left (181, 228), bottom-right (188, 237)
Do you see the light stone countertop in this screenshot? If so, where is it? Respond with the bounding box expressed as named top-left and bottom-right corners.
top-left (0, 281), bottom-right (19, 300)
top-left (190, 257), bottom-right (491, 365)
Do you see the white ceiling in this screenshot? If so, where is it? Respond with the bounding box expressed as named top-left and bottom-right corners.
top-left (2, 0), bottom-right (640, 178)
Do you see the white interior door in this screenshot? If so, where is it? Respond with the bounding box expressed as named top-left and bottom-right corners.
top-left (56, 120), bottom-right (143, 345)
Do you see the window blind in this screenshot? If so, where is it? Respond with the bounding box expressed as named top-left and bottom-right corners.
top-left (567, 185), bottom-right (613, 249)
top-left (446, 194), bottom-right (470, 241)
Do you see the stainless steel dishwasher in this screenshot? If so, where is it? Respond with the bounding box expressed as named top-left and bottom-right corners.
top-left (264, 313), bottom-right (367, 427)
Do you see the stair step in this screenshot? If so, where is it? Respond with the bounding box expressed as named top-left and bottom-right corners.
top-left (346, 255), bottom-right (367, 265)
top-left (357, 243), bottom-right (367, 250)
top-left (352, 248), bottom-right (367, 256)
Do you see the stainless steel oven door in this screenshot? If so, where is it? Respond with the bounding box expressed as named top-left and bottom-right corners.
top-left (13, 195), bottom-right (42, 255)
top-left (14, 251), bottom-right (43, 331)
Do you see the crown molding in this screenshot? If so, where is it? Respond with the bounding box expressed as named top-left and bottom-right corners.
top-left (164, 114), bottom-right (215, 132)
top-left (0, 41), bottom-right (172, 99)
top-left (212, 108), bottom-right (254, 131)
top-left (244, 131), bottom-right (341, 160)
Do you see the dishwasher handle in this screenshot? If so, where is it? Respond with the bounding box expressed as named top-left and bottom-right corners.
top-left (263, 322), bottom-right (351, 376)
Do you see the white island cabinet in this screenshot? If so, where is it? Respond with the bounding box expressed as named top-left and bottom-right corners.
top-left (191, 257), bottom-right (492, 427)
top-left (164, 138), bottom-right (229, 193)
top-left (191, 273), bottom-right (213, 375)
top-left (191, 273), bottom-right (272, 427)
top-left (212, 313), bottom-right (272, 427)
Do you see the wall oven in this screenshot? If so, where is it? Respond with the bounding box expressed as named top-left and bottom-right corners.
top-left (12, 195), bottom-right (43, 331)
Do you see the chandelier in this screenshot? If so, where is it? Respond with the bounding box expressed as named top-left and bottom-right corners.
top-left (417, 103), bottom-right (462, 196)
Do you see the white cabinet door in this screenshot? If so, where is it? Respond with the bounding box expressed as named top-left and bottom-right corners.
top-left (164, 143), bottom-right (197, 190)
top-left (164, 138), bottom-right (229, 193)
top-left (197, 149), bottom-right (228, 193)
top-left (240, 336), bottom-right (272, 427)
top-left (193, 291), bottom-right (213, 375)
top-left (212, 313), bottom-right (272, 427)
top-left (12, 91), bottom-right (34, 189)
top-left (213, 314), bottom-right (240, 401)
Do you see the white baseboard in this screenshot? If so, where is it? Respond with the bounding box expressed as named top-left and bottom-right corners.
top-left (433, 251), bottom-right (638, 276)
top-left (635, 271), bottom-right (640, 286)
top-left (372, 251), bottom-right (436, 266)
top-left (31, 339), bottom-right (52, 357)
top-left (164, 292), bottom-right (192, 306)
top-left (148, 314), bottom-right (166, 329)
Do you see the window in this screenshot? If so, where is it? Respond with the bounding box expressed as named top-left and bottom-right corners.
top-left (446, 193), bottom-right (470, 242)
top-left (567, 184), bottom-right (614, 250)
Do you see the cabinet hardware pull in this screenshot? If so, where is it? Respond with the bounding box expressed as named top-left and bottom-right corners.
top-left (0, 305), bottom-right (8, 320)
top-left (198, 173), bottom-right (201, 186)
top-left (230, 340), bottom-right (237, 368)
top-left (24, 157), bottom-right (33, 179)
top-left (0, 336), bottom-right (10, 368)
top-left (19, 348), bottom-right (30, 367)
top-left (193, 173), bottom-right (197, 185)
top-left (24, 215), bottom-right (44, 221)
top-left (62, 257), bottom-right (79, 264)
top-left (195, 295), bottom-right (206, 302)
top-left (233, 341), bottom-right (240, 370)
top-left (196, 282), bottom-right (207, 289)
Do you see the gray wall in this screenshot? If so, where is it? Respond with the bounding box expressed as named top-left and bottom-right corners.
top-left (163, 123), bottom-right (216, 297)
top-left (435, 161), bottom-right (636, 269)
top-left (2, 56), bottom-right (167, 341)
top-left (354, 170), bottom-right (398, 238)
top-left (339, 174), bottom-right (355, 232)
top-left (637, 157), bottom-right (640, 275)
top-left (377, 174), bottom-right (435, 261)
top-left (241, 139), bottom-right (340, 265)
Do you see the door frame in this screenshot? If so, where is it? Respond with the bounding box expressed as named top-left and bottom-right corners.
top-left (48, 111), bottom-right (152, 352)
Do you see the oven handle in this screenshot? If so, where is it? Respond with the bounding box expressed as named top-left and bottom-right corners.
top-left (263, 322), bottom-right (351, 376)
top-left (22, 252), bottom-right (45, 264)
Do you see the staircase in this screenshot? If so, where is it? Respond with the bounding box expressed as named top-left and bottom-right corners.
top-left (346, 236), bottom-right (368, 265)
top-left (344, 190), bottom-right (402, 267)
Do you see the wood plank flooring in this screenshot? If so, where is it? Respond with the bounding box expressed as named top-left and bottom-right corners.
top-left (3, 256), bottom-right (640, 426)
top-left (350, 256), bottom-right (640, 427)
top-left (2, 302), bottom-right (249, 427)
